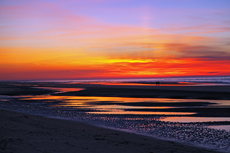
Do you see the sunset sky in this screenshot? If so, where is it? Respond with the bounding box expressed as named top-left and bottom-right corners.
top-left (1, 0), bottom-right (230, 80)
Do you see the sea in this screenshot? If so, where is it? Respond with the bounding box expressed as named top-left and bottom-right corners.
top-left (25, 75), bottom-right (230, 84)
top-left (1, 76), bottom-right (230, 152)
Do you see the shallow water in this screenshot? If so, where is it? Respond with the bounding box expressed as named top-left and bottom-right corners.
top-left (208, 125), bottom-right (230, 131)
top-left (161, 117), bottom-right (230, 123)
top-left (1, 86), bottom-right (230, 151)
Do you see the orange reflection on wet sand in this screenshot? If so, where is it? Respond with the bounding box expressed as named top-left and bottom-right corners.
top-left (161, 117), bottom-right (230, 122)
top-left (92, 105), bottom-right (174, 110)
top-left (35, 87), bottom-right (84, 92)
top-left (19, 95), bottom-right (194, 115)
top-left (18, 94), bottom-right (230, 116)
top-left (87, 111), bottom-right (195, 115)
top-left (19, 95), bottom-right (68, 101)
top-left (19, 95), bottom-right (225, 105)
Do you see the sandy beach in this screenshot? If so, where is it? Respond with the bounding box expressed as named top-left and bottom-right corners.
top-left (1, 81), bottom-right (230, 100)
top-left (0, 109), bottom-right (222, 153)
top-left (1, 0), bottom-right (230, 152)
top-left (0, 81), bottom-right (230, 152)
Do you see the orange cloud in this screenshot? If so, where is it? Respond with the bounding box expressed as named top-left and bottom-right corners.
top-left (1, 47), bottom-right (230, 80)
top-left (1, 1), bottom-right (230, 80)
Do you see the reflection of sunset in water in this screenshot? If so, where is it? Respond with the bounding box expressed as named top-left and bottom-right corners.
top-left (88, 111), bottom-right (195, 115)
top-left (34, 87), bottom-right (84, 93)
top-left (17, 86), bottom-right (230, 118)
top-left (18, 95), bottom-right (198, 116)
top-left (57, 99), bottom-right (194, 115)
top-left (161, 117), bottom-right (230, 123)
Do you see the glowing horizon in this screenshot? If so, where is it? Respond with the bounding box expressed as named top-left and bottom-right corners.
top-left (1, 0), bottom-right (230, 80)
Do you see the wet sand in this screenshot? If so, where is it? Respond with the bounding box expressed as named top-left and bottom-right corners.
top-left (1, 81), bottom-right (230, 100)
top-left (0, 81), bottom-right (230, 152)
top-left (0, 109), bottom-right (221, 153)
top-left (1, 81), bottom-right (230, 118)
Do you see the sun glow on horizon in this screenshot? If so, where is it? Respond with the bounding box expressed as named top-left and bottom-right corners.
top-left (1, 0), bottom-right (230, 80)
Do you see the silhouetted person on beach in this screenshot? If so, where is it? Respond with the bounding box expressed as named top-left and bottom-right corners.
top-left (156, 81), bottom-right (160, 86)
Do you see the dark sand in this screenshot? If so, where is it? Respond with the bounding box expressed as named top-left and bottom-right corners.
top-left (0, 81), bottom-right (230, 152)
top-left (1, 81), bottom-right (230, 100)
top-left (0, 109), bottom-right (221, 153)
